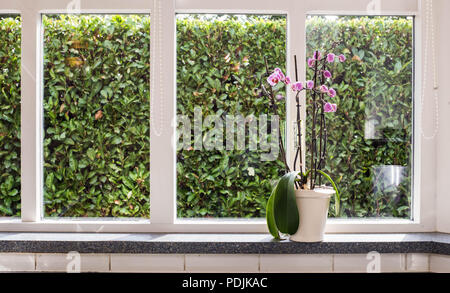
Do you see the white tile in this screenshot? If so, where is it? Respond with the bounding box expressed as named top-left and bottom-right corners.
top-left (406, 254), bottom-right (429, 272)
top-left (185, 254), bottom-right (259, 273)
top-left (430, 254), bottom-right (450, 273)
top-left (36, 253), bottom-right (109, 272)
top-left (333, 253), bottom-right (406, 273)
top-left (260, 254), bottom-right (332, 273)
top-left (0, 253), bottom-right (35, 272)
top-left (110, 254), bottom-right (184, 273)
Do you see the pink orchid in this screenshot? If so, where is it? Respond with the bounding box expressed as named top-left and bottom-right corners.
top-left (327, 88), bottom-right (336, 98)
top-left (338, 54), bottom-right (346, 62)
top-left (313, 51), bottom-right (322, 60)
top-left (308, 58), bottom-right (315, 68)
top-left (327, 53), bottom-right (335, 63)
top-left (324, 102), bottom-right (337, 113)
top-left (306, 80), bottom-right (314, 89)
top-left (276, 94), bottom-right (284, 100)
top-left (284, 76), bottom-right (291, 85)
top-left (267, 73), bottom-right (280, 86)
top-left (320, 85), bottom-right (328, 93)
top-left (323, 70), bottom-right (332, 79)
top-left (291, 81), bottom-right (303, 91)
top-left (278, 71), bottom-right (286, 83)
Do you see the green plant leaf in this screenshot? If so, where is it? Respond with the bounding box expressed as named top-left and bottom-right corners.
top-left (266, 186), bottom-right (280, 239)
top-left (316, 169), bottom-right (340, 216)
top-left (273, 171), bottom-right (299, 235)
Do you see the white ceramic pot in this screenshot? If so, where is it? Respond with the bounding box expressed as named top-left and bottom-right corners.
top-left (290, 188), bottom-right (334, 242)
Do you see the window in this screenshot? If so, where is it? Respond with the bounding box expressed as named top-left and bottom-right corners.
top-left (0, 0), bottom-right (433, 233)
top-left (305, 15), bottom-right (413, 219)
top-left (42, 14), bottom-right (150, 218)
top-left (176, 14), bottom-right (286, 218)
top-left (0, 15), bottom-right (21, 217)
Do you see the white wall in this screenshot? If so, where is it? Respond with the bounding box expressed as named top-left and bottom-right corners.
top-left (0, 252), bottom-right (444, 273)
top-left (436, 0), bottom-right (450, 233)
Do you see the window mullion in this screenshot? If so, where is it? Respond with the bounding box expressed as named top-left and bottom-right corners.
top-left (21, 8), bottom-right (42, 222)
top-left (287, 3), bottom-right (307, 171)
top-left (149, 0), bottom-right (176, 224)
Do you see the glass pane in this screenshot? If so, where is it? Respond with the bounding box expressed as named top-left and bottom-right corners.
top-left (0, 15), bottom-right (21, 217)
top-left (43, 15), bottom-right (150, 218)
top-left (306, 15), bottom-right (413, 218)
top-left (176, 14), bottom-right (287, 218)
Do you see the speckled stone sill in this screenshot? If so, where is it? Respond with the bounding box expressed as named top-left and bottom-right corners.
top-left (0, 232), bottom-right (449, 255)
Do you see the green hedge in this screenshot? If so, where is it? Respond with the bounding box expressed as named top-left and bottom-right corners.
top-left (176, 15), bottom-right (287, 218)
top-left (43, 15), bottom-right (150, 217)
top-left (306, 16), bottom-right (413, 218)
top-left (0, 15), bottom-right (412, 218)
top-left (0, 16), bottom-right (21, 216)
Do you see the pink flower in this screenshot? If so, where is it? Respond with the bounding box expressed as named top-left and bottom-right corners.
top-left (291, 81), bottom-right (303, 91)
top-left (278, 71), bottom-right (286, 83)
top-left (308, 58), bottom-right (315, 68)
top-left (327, 53), bottom-right (335, 63)
top-left (327, 88), bottom-right (336, 98)
top-left (267, 73), bottom-right (280, 86)
top-left (320, 85), bottom-right (328, 93)
top-left (323, 70), bottom-right (332, 79)
top-left (276, 94), bottom-right (284, 100)
top-left (313, 51), bottom-right (322, 60)
top-left (306, 80), bottom-right (314, 89)
top-left (324, 102), bottom-right (337, 113)
top-left (268, 68), bottom-right (287, 85)
top-left (284, 76), bottom-right (291, 85)
top-left (338, 54), bottom-right (346, 62)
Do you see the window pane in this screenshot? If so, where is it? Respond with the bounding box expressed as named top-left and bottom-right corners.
top-left (306, 16), bottom-right (413, 218)
top-left (43, 15), bottom-right (150, 218)
top-left (0, 15), bottom-right (21, 217)
top-left (176, 14), bottom-right (286, 218)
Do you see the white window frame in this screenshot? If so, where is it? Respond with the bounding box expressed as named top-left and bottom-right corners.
top-left (0, 0), bottom-right (435, 233)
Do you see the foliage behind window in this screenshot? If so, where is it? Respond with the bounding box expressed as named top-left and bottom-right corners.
top-left (43, 15), bottom-right (150, 217)
top-left (0, 15), bottom-right (412, 218)
top-left (0, 16), bottom-right (21, 217)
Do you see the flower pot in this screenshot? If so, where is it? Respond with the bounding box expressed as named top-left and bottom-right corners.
top-left (290, 188), bottom-right (334, 242)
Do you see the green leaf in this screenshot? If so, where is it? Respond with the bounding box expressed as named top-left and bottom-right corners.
top-left (266, 186), bottom-right (280, 239)
top-left (273, 171), bottom-right (299, 235)
top-left (316, 169), bottom-right (340, 216)
top-left (86, 148), bottom-right (96, 161)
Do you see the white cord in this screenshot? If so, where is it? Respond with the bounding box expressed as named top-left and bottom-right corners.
top-left (150, 0), bottom-right (164, 137)
top-left (420, 0), bottom-right (439, 140)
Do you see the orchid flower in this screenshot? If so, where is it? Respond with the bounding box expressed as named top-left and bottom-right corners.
top-left (327, 88), bottom-right (336, 98)
top-left (284, 76), bottom-right (291, 85)
top-left (308, 58), bottom-right (315, 68)
top-left (313, 51), bottom-right (322, 60)
top-left (327, 53), bottom-right (335, 63)
top-left (338, 54), bottom-right (346, 62)
top-left (323, 70), bottom-right (332, 79)
top-left (267, 73), bottom-right (280, 86)
top-left (320, 85), bottom-right (328, 93)
top-left (324, 102), bottom-right (337, 113)
top-left (291, 81), bottom-right (303, 91)
top-left (306, 80), bottom-right (314, 89)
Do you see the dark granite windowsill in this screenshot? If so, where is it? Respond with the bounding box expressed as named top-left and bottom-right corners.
top-left (0, 232), bottom-right (449, 254)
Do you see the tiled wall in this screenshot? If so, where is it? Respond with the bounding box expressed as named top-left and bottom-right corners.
top-left (1, 253), bottom-right (449, 273)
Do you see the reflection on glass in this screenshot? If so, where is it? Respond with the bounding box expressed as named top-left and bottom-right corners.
top-left (43, 15), bottom-right (150, 218)
top-left (176, 14), bottom-right (287, 218)
top-left (0, 15), bottom-right (21, 217)
top-left (306, 15), bottom-right (413, 218)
